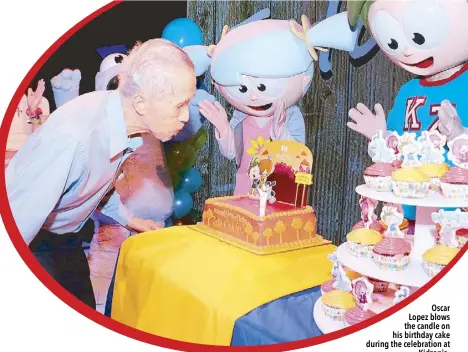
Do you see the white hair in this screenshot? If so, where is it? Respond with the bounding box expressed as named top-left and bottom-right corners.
top-left (118, 39), bottom-right (194, 99)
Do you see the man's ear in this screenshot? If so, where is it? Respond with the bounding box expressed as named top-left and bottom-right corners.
top-left (132, 94), bottom-right (147, 116)
top-left (303, 75), bottom-right (312, 93)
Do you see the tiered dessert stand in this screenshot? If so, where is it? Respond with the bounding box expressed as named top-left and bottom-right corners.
top-left (314, 186), bottom-right (468, 334)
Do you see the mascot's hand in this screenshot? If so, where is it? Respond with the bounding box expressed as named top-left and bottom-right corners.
top-left (347, 103), bottom-right (387, 140)
top-left (438, 100), bottom-right (466, 141)
top-left (199, 100), bottom-right (230, 139)
top-left (27, 79), bottom-right (45, 112)
top-left (271, 100), bottom-right (288, 140)
top-left (191, 89), bottom-right (216, 107)
top-left (51, 69), bottom-right (81, 108)
top-left (171, 90), bottom-right (216, 142)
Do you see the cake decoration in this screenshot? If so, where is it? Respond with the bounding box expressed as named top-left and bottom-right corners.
top-left (194, 140), bottom-right (330, 255)
top-left (368, 130), bottom-right (398, 163)
top-left (418, 131), bottom-right (447, 165)
top-left (364, 131), bottom-right (397, 192)
top-left (447, 133), bottom-right (468, 168)
top-left (398, 132), bottom-right (422, 168)
top-left (431, 209), bottom-right (468, 248)
top-left (380, 206), bottom-right (405, 239)
top-left (417, 131), bottom-right (449, 191)
top-left (393, 286), bottom-right (411, 305)
top-left (328, 252), bottom-right (352, 292)
top-left (442, 134), bottom-right (468, 200)
top-left (351, 277), bottom-right (373, 311)
top-left (353, 197), bottom-right (383, 233)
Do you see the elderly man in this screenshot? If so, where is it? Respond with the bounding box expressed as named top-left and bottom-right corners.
top-left (6, 39), bottom-right (196, 308)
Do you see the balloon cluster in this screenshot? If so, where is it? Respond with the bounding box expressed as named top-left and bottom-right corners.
top-left (161, 17), bottom-right (207, 228)
top-left (165, 128), bottom-right (207, 226)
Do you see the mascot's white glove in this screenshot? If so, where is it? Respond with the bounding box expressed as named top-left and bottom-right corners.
top-left (51, 69), bottom-right (81, 108)
top-left (438, 100), bottom-right (467, 141)
top-left (347, 103), bottom-right (387, 140)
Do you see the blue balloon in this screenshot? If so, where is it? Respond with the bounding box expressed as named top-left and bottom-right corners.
top-left (179, 168), bottom-right (202, 194)
top-left (162, 18), bottom-right (203, 48)
top-left (173, 190), bottom-right (194, 219)
top-left (165, 217), bottom-right (173, 228)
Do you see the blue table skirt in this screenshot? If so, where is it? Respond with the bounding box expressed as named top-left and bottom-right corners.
top-left (105, 253), bottom-right (323, 346)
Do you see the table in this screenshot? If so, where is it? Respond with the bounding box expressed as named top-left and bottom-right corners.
top-left (105, 226), bottom-right (335, 346)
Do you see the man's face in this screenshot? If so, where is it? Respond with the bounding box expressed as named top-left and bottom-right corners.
top-left (144, 69), bottom-right (196, 142)
top-left (368, 0), bottom-right (468, 76)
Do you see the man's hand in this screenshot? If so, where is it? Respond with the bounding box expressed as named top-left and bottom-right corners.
top-left (347, 103), bottom-right (387, 140)
top-left (127, 217), bottom-right (163, 233)
top-left (199, 100), bottom-right (230, 139)
top-left (438, 100), bottom-right (466, 141)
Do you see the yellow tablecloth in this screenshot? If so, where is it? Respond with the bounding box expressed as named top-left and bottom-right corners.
top-left (111, 226), bottom-right (335, 346)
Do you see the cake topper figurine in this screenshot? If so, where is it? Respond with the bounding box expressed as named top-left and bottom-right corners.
top-left (381, 206), bottom-right (405, 238)
top-left (385, 133), bottom-right (400, 159)
top-left (352, 277), bottom-right (373, 311)
top-left (393, 286), bottom-right (411, 305)
top-left (432, 209), bottom-right (468, 247)
top-left (418, 131), bottom-right (447, 164)
top-left (448, 133), bottom-right (468, 168)
top-left (398, 132), bottom-right (422, 168)
top-left (328, 252), bottom-right (352, 292)
top-left (359, 196), bottom-right (378, 229)
top-left (368, 130), bottom-right (397, 163)
top-left (247, 157), bottom-right (261, 197)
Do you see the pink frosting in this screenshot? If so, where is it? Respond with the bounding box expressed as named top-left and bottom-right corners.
top-left (364, 162), bottom-right (396, 177)
top-left (373, 238), bottom-right (411, 256)
top-left (321, 280), bottom-right (335, 294)
top-left (392, 159), bottom-right (403, 169)
top-left (441, 166), bottom-right (468, 185)
top-left (352, 221), bottom-right (384, 233)
top-left (345, 307), bottom-right (376, 325)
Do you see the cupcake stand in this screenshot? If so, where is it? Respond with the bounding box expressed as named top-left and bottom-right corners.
top-left (314, 131), bottom-right (468, 333)
top-left (314, 185), bottom-right (468, 333)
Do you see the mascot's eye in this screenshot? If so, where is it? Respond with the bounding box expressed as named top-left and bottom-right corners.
top-left (106, 76), bottom-right (120, 90)
top-left (257, 84), bottom-right (266, 92)
top-left (114, 55), bottom-right (124, 64)
top-left (412, 33), bottom-right (425, 45)
top-left (388, 39), bottom-right (399, 50)
top-left (372, 10), bottom-right (406, 56)
top-left (402, 0), bottom-right (449, 50)
top-left (239, 85), bottom-right (248, 93)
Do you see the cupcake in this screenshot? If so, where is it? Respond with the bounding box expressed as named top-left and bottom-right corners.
top-left (372, 237), bottom-right (412, 271)
top-left (456, 228), bottom-right (468, 247)
top-left (321, 280), bottom-right (336, 295)
top-left (364, 162), bottom-right (396, 192)
top-left (436, 226), bottom-right (468, 247)
top-left (391, 168), bottom-right (431, 198)
top-left (422, 245), bottom-right (459, 277)
top-left (344, 307), bottom-right (376, 327)
top-left (321, 290), bottom-right (357, 321)
top-left (343, 267), bottom-right (362, 281)
top-left (346, 228), bottom-right (383, 258)
top-left (367, 277), bottom-right (389, 292)
top-left (418, 163), bottom-right (449, 191)
top-left (440, 166), bottom-right (468, 200)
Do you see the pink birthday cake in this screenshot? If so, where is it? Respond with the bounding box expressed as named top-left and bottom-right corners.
top-left (194, 141), bottom-right (330, 254)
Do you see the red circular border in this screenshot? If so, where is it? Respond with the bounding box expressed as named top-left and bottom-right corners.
top-left (0, 1), bottom-right (466, 351)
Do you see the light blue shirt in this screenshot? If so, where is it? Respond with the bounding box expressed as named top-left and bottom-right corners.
top-left (6, 90), bottom-right (142, 245)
